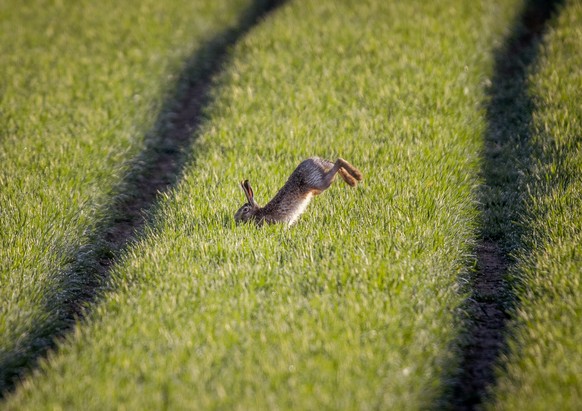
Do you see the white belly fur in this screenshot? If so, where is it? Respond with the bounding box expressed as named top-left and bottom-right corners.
top-left (287, 193), bottom-right (313, 226)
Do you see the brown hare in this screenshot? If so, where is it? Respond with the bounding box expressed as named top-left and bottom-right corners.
top-left (235, 157), bottom-right (362, 226)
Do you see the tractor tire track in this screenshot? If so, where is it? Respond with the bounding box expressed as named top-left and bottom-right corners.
top-left (445, 0), bottom-right (564, 409)
top-left (0, 0), bottom-right (286, 399)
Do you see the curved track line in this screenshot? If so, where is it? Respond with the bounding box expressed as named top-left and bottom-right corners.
top-left (445, 0), bottom-right (565, 409)
top-left (0, 0), bottom-right (286, 398)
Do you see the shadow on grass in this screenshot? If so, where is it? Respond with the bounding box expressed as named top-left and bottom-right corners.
top-left (0, 0), bottom-right (287, 399)
top-left (438, 0), bottom-right (565, 410)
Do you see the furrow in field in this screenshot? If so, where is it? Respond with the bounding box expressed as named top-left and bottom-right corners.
top-left (489, 0), bottom-right (582, 408)
top-left (447, 0), bottom-right (564, 409)
top-left (0, 0), bottom-right (285, 398)
top-left (53, 0), bottom-right (287, 319)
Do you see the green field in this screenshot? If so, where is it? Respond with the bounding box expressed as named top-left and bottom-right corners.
top-left (1, 0), bottom-right (581, 409)
top-left (0, 0), bottom-right (251, 392)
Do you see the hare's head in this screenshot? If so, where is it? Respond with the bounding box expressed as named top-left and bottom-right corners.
top-left (235, 180), bottom-right (260, 223)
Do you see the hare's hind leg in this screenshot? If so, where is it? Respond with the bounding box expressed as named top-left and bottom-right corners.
top-left (312, 161), bottom-right (342, 192)
top-left (338, 168), bottom-right (357, 186)
top-left (317, 158), bottom-right (361, 190)
top-left (336, 158), bottom-right (363, 182)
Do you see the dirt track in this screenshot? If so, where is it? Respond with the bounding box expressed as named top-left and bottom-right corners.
top-left (447, 1), bottom-right (564, 409)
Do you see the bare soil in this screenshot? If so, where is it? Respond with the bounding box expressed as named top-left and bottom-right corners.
top-left (449, 242), bottom-right (511, 410)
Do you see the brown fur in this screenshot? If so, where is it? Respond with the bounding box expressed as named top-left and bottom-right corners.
top-left (235, 157), bottom-right (363, 226)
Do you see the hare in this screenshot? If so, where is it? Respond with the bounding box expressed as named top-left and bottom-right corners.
top-left (235, 157), bottom-right (363, 226)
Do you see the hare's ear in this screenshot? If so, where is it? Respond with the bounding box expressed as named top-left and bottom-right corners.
top-left (243, 180), bottom-right (253, 198)
top-left (240, 180), bottom-right (250, 202)
top-left (240, 180), bottom-right (253, 204)
top-left (242, 180), bottom-right (258, 206)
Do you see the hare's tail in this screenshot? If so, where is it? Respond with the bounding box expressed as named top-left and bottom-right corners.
top-left (337, 158), bottom-right (363, 182)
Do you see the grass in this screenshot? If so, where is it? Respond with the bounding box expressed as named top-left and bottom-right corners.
top-left (1, 0), bottom-right (523, 409)
top-left (0, 0), bottom-right (252, 393)
top-left (488, 0), bottom-right (582, 409)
